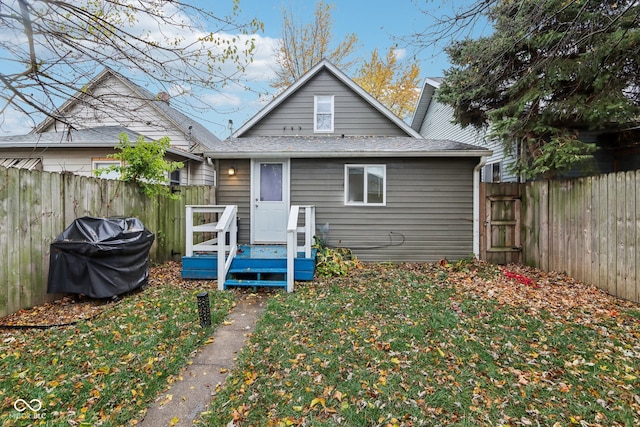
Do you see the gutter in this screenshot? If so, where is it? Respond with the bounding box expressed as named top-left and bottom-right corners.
top-left (203, 150), bottom-right (493, 159)
top-left (473, 156), bottom-right (488, 259)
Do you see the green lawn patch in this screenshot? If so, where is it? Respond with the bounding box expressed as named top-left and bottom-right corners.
top-left (0, 282), bottom-right (235, 426)
top-left (202, 262), bottom-right (640, 427)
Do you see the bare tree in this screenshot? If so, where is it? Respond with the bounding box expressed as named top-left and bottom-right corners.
top-left (271, 1), bottom-right (359, 92)
top-left (0, 0), bottom-right (263, 130)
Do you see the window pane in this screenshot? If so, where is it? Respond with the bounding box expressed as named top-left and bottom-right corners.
top-left (367, 166), bottom-right (384, 203)
top-left (315, 96), bottom-right (333, 131)
top-left (317, 100), bottom-right (331, 113)
top-left (316, 114), bottom-right (332, 131)
top-left (94, 161), bottom-right (120, 180)
top-left (260, 163), bottom-right (283, 201)
top-left (347, 167), bottom-right (364, 202)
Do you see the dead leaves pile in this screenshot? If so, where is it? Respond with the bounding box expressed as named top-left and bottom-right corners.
top-left (0, 261), bottom-right (217, 328)
top-left (445, 261), bottom-right (637, 323)
top-left (0, 296), bottom-right (107, 328)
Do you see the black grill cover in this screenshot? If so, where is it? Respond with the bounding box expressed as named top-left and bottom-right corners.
top-left (47, 217), bottom-right (155, 298)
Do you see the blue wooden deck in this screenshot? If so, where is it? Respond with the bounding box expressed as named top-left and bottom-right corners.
top-left (181, 244), bottom-right (316, 289)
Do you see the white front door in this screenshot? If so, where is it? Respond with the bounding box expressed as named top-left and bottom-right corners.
top-left (251, 159), bottom-right (290, 243)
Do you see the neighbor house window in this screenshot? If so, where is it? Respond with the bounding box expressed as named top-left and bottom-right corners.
top-left (482, 162), bottom-right (501, 183)
top-left (314, 95), bottom-right (334, 132)
top-left (92, 159), bottom-right (121, 180)
top-left (169, 170), bottom-right (181, 185)
top-left (345, 165), bottom-right (386, 206)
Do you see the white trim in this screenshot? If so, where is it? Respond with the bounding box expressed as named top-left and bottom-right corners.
top-left (344, 164), bottom-right (387, 206)
top-left (314, 95), bottom-right (334, 133)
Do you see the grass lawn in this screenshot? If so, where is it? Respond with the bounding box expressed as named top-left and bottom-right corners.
top-left (0, 265), bottom-right (235, 426)
top-left (202, 261), bottom-right (640, 427)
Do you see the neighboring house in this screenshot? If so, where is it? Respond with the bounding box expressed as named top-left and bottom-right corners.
top-left (0, 68), bottom-right (219, 185)
top-left (0, 126), bottom-right (203, 180)
top-left (411, 78), bottom-right (519, 183)
top-left (411, 78), bottom-right (640, 181)
top-left (204, 60), bottom-right (492, 262)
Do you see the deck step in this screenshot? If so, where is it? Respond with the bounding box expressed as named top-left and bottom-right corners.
top-left (228, 267), bottom-right (287, 275)
top-left (224, 279), bottom-right (288, 288)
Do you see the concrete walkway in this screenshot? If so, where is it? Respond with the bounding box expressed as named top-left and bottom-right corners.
top-left (137, 292), bottom-right (266, 427)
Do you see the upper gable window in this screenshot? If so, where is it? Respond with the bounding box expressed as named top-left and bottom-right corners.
top-left (314, 95), bottom-right (334, 132)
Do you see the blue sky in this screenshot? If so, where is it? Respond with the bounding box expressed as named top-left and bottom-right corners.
top-left (1, 1), bottom-right (487, 139)
top-left (195, 0), bottom-right (475, 139)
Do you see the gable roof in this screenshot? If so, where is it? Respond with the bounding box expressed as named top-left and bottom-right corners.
top-left (33, 68), bottom-right (221, 151)
top-left (0, 126), bottom-right (203, 162)
top-left (234, 59), bottom-right (423, 138)
top-left (410, 78), bottom-right (443, 132)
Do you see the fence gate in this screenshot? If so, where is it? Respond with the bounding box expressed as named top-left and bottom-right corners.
top-left (480, 183), bottom-right (522, 264)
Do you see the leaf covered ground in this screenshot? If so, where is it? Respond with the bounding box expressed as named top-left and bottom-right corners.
top-left (0, 262), bottom-right (235, 426)
top-left (202, 261), bottom-right (640, 427)
top-left (1, 260), bottom-right (639, 426)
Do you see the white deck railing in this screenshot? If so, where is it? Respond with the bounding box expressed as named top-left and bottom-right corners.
top-left (286, 205), bottom-right (316, 293)
top-left (185, 205), bottom-right (238, 290)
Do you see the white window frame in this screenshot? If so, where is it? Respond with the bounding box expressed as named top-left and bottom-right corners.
top-left (344, 164), bottom-right (387, 206)
top-left (92, 159), bottom-right (122, 180)
top-left (314, 95), bottom-right (334, 133)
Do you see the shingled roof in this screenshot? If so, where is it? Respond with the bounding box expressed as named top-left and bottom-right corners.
top-left (205, 135), bottom-right (491, 159)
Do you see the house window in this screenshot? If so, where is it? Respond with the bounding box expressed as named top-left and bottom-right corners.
top-left (169, 170), bottom-right (181, 185)
top-left (345, 165), bottom-right (386, 206)
top-left (482, 162), bottom-right (502, 183)
top-left (314, 95), bottom-right (334, 132)
top-left (92, 159), bottom-right (121, 180)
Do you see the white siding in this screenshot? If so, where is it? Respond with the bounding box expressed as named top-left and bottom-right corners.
top-left (0, 148), bottom-right (116, 177)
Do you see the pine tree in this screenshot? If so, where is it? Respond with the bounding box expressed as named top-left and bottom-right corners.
top-left (436, 0), bottom-right (640, 178)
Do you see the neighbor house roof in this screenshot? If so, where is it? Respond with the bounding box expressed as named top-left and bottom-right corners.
top-left (32, 68), bottom-right (221, 151)
top-left (234, 59), bottom-right (423, 139)
top-left (410, 77), bottom-right (443, 132)
top-left (204, 136), bottom-right (491, 159)
top-left (0, 126), bottom-right (203, 162)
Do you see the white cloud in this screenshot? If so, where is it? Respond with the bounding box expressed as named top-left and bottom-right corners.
top-left (0, 106), bottom-right (37, 134)
top-left (393, 48), bottom-right (408, 60)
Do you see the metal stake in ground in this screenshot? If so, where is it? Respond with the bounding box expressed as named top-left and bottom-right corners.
top-left (197, 292), bottom-right (211, 327)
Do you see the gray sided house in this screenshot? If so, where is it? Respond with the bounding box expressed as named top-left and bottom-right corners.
top-left (206, 60), bottom-right (491, 262)
top-left (0, 68), bottom-right (219, 185)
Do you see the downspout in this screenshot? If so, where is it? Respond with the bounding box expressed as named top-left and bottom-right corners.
top-left (473, 156), bottom-right (488, 259)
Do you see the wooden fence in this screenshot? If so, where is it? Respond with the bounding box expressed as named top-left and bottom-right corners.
top-left (0, 166), bottom-right (214, 317)
top-left (521, 170), bottom-right (639, 304)
top-left (3, 166), bottom-right (638, 316)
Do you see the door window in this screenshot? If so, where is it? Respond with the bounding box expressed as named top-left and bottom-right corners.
top-left (260, 163), bottom-right (283, 201)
